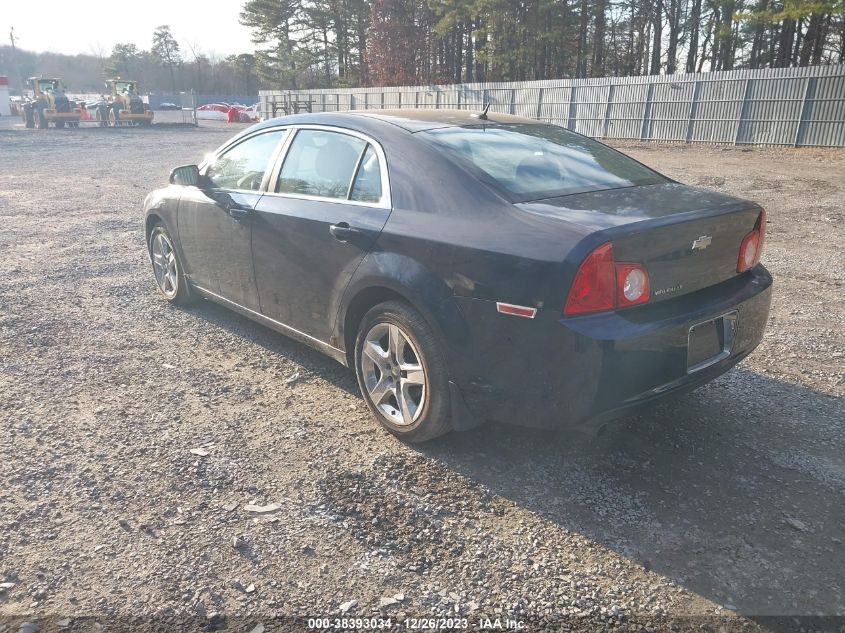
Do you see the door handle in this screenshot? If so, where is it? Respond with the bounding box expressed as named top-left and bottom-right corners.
top-left (227, 201), bottom-right (252, 220)
top-left (330, 222), bottom-right (363, 243)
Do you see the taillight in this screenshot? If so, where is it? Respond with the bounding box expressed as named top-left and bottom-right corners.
top-left (737, 210), bottom-right (766, 273)
top-left (564, 242), bottom-right (650, 315)
top-left (564, 242), bottom-right (615, 315)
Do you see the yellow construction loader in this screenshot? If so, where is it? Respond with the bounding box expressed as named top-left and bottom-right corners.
top-left (21, 77), bottom-right (82, 129)
top-left (104, 79), bottom-right (154, 126)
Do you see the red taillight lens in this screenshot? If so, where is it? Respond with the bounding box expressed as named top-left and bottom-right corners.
top-left (616, 263), bottom-right (650, 307)
top-left (737, 210), bottom-right (766, 273)
top-left (564, 242), bottom-right (616, 315)
top-left (564, 242), bottom-right (650, 315)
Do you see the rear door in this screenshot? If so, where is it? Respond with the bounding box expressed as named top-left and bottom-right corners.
top-left (251, 126), bottom-right (392, 342)
top-left (178, 128), bottom-right (288, 310)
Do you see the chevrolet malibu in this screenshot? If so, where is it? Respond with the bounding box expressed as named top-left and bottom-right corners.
top-left (143, 109), bottom-right (772, 442)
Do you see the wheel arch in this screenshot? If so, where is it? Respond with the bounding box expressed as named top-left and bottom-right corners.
top-left (145, 213), bottom-right (164, 246)
top-left (342, 285), bottom-right (409, 367)
top-left (338, 252), bottom-right (471, 369)
top-left (339, 254), bottom-right (482, 433)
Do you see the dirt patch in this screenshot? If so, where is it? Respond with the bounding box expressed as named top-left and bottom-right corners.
top-left (0, 127), bottom-right (843, 631)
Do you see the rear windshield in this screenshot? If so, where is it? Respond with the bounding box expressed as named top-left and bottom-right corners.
top-left (420, 123), bottom-right (668, 202)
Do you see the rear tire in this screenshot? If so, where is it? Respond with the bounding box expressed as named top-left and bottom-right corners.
top-left (354, 301), bottom-right (452, 442)
top-left (148, 223), bottom-right (192, 305)
top-left (23, 105), bottom-right (34, 128)
top-left (35, 108), bottom-right (47, 129)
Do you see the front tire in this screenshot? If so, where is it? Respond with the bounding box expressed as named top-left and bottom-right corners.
top-left (148, 223), bottom-right (192, 305)
top-left (354, 301), bottom-right (452, 442)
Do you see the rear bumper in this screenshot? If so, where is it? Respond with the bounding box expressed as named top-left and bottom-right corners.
top-left (449, 265), bottom-right (773, 430)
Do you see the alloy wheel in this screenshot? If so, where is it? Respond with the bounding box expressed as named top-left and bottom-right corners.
top-left (361, 322), bottom-right (427, 426)
top-left (151, 231), bottom-right (179, 299)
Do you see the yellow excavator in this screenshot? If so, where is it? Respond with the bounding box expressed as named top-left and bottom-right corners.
top-left (21, 77), bottom-right (82, 129)
top-left (103, 79), bottom-right (154, 126)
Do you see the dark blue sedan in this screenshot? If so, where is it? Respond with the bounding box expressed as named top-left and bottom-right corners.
top-left (143, 110), bottom-right (772, 442)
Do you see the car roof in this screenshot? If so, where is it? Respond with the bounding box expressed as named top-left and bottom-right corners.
top-left (344, 108), bottom-right (539, 132)
top-left (251, 109), bottom-right (539, 134)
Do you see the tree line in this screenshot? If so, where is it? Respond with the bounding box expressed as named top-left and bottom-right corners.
top-left (0, 26), bottom-right (258, 95)
top-left (1, 0), bottom-right (842, 96)
top-left (242, 0), bottom-right (845, 88)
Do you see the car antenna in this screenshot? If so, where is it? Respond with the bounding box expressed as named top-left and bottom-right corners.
top-left (476, 102), bottom-right (491, 120)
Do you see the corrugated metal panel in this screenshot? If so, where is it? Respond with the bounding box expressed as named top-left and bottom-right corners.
top-left (605, 83), bottom-right (648, 139)
top-left (803, 75), bottom-right (845, 146)
top-left (689, 78), bottom-right (745, 143)
top-left (259, 65), bottom-right (845, 146)
top-left (646, 82), bottom-right (694, 141)
top-left (537, 86), bottom-right (571, 126)
top-left (569, 85), bottom-right (608, 137)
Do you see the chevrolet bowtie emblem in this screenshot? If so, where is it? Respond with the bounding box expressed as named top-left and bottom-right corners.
top-left (692, 235), bottom-right (712, 250)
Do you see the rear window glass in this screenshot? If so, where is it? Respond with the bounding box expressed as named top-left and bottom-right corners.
top-left (350, 145), bottom-right (383, 203)
top-left (420, 124), bottom-right (667, 201)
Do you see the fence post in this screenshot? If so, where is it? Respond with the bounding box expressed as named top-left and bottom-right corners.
top-left (601, 84), bottom-right (615, 138)
top-left (510, 88), bottom-right (516, 114)
top-left (794, 76), bottom-right (815, 147)
top-left (536, 87), bottom-right (544, 120)
top-left (685, 80), bottom-right (701, 143)
top-left (639, 83), bottom-right (654, 140)
top-left (734, 78), bottom-right (752, 145)
top-left (567, 86), bottom-right (577, 130)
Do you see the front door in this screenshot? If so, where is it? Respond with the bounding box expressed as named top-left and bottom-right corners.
top-left (251, 128), bottom-right (391, 343)
top-left (177, 129), bottom-right (288, 310)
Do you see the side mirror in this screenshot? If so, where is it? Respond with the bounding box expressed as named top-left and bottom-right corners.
top-left (170, 164), bottom-right (201, 187)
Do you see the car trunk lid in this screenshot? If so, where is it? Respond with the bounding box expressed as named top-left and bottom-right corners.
top-left (517, 183), bottom-right (763, 303)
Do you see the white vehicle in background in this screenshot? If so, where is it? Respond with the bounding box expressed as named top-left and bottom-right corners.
top-left (195, 102), bottom-right (261, 122)
top-left (195, 103), bottom-right (231, 121)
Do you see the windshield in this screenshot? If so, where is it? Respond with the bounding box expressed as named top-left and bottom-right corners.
top-left (115, 81), bottom-right (136, 94)
top-left (420, 123), bottom-right (668, 201)
top-left (37, 80), bottom-right (59, 92)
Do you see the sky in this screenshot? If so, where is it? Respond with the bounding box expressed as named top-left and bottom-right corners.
top-left (3, 0), bottom-right (256, 57)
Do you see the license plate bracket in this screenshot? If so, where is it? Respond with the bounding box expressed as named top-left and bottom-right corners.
top-left (687, 311), bottom-right (737, 373)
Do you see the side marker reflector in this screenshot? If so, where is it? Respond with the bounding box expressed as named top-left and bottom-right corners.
top-left (496, 302), bottom-right (537, 319)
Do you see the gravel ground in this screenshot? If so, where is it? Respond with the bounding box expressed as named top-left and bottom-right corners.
top-left (0, 122), bottom-right (843, 633)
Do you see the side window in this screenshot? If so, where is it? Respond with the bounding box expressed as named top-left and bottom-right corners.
top-left (277, 130), bottom-right (366, 199)
top-left (350, 145), bottom-right (383, 203)
top-left (205, 130), bottom-right (286, 191)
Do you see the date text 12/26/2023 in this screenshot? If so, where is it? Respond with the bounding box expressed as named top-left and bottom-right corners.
top-left (307, 617), bottom-right (526, 629)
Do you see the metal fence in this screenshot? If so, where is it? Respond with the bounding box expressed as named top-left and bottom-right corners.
top-left (148, 93), bottom-right (258, 109)
top-left (259, 65), bottom-right (845, 147)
